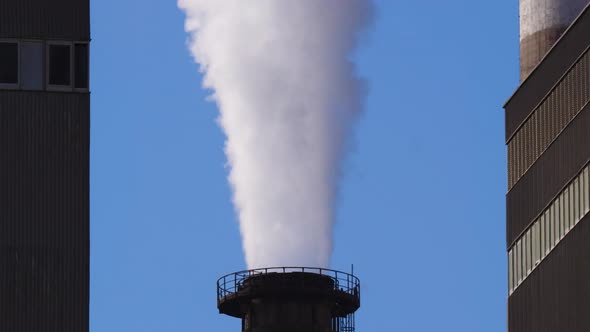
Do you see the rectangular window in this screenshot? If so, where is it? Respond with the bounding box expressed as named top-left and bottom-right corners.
top-left (524, 233), bottom-right (529, 277)
top-left (554, 201), bottom-right (560, 245)
top-left (555, 195), bottom-right (563, 240)
top-left (540, 214), bottom-right (545, 259)
top-left (48, 43), bottom-right (71, 87)
top-left (544, 209), bottom-right (549, 254)
top-left (521, 238), bottom-right (525, 282)
top-left (0, 41), bottom-right (18, 86)
top-left (574, 176), bottom-right (584, 220)
top-left (522, 232), bottom-right (531, 279)
top-left (572, 181), bottom-right (576, 228)
top-left (74, 43), bottom-right (89, 89)
top-left (509, 250), bottom-right (514, 293)
top-left (531, 225), bottom-right (536, 267)
top-left (20, 41), bottom-right (43, 90)
top-left (573, 178), bottom-right (579, 224)
top-left (564, 189), bottom-right (570, 232)
top-left (540, 219), bottom-right (543, 260)
top-left (584, 167), bottom-right (590, 216)
top-left (560, 194), bottom-right (565, 240)
top-left (549, 205), bottom-right (554, 250)
top-left (555, 196), bottom-right (560, 241)
top-left (515, 245), bottom-right (520, 287)
top-left (530, 228), bottom-right (534, 268)
top-left (572, 179), bottom-right (577, 225)
top-left (516, 243), bottom-right (521, 287)
top-left (585, 167), bottom-right (588, 216)
top-left (527, 227), bottom-right (535, 275)
top-left (545, 211), bottom-right (550, 255)
top-left (534, 223), bottom-right (540, 265)
top-left (523, 230), bottom-right (531, 279)
top-left (545, 210), bottom-right (551, 256)
top-left (541, 211), bottom-right (549, 257)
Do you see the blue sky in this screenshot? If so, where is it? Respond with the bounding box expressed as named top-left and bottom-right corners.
top-left (90, 1), bottom-right (515, 331)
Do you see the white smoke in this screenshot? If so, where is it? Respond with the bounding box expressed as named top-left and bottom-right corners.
top-left (178, 0), bottom-right (373, 269)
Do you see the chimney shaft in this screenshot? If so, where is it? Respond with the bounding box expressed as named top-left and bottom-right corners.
top-left (519, 0), bottom-right (590, 80)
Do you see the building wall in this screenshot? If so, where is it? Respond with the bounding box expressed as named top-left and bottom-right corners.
top-left (507, 101), bottom-right (590, 245)
top-left (506, 5), bottom-right (590, 245)
top-left (0, 0), bottom-right (89, 40)
top-left (0, 1), bottom-right (90, 331)
top-left (506, 6), bottom-right (590, 139)
top-left (506, 4), bottom-right (590, 332)
top-left (0, 92), bottom-right (90, 332)
top-left (508, 213), bottom-right (590, 331)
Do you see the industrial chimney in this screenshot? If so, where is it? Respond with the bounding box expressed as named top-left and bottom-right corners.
top-left (519, 0), bottom-right (590, 80)
top-left (217, 267), bottom-right (360, 332)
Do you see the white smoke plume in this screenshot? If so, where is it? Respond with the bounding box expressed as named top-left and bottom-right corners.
top-left (178, 0), bottom-right (373, 269)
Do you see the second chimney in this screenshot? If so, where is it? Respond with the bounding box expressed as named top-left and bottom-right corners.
top-left (519, 0), bottom-right (590, 80)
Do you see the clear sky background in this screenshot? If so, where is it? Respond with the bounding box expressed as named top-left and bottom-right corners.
top-left (90, 1), bottom-right (516, 331)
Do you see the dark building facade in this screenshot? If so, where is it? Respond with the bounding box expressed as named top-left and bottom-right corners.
top-left (505, 4), bottom-right (590, 332)
top-left (0, 1), bottom-right (90, 331)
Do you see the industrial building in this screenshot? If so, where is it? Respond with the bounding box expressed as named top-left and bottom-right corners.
top-left (505, 1), bottom-right (590, 331)
top-left (0, 0), bottom-right (90, 331)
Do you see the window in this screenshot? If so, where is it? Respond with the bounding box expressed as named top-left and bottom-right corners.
top-left (534, 223), bottom-right (540, 265)
top-left (522, 235), bottom-right (527, 277)
top-left (573, 179), bottom-right (579, 224)
top-left (583, 168), bottom-right (588, 217)
top-left (48, 43), bottom-right (71, 87)
top-left (526, 231), bottom-right (532, 273)
top-left (564, 189), bottom-right (570, 232)
top-left (584, 167), bottom-right (590, 215)
top-left (572, 181), bottom-right (577, 228)
top-left (1, 39), bottom-right (89, 92)
top-left (20, 41), bottom-right (43, 90)
top-left (560, 194), bottom-right (565, 239)
top-left (509, 164), bottom-right (590, 295)
top-left (537, 214), bottom-right (546, 260)
top-left (553, 203), bottom-right (559, 246)
top-left (74, 43), bottom-right (89, 89)
top-left (550, 204), bottom-right (555, 247)
top-left (528, 231), bottom-right (533, 273)
top-left (555, 196), bottom-right (561, 240)
top-left (0, 41), bottom-right (18, 85)
top-left (544, 211), bottom-right (550, 254)
top-left (516, 240), bottom-right (522, 286)
top-left (509, 251), bottom-right (514, 292)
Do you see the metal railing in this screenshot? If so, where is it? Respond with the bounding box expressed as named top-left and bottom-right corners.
top-left (333, 315), bottom-right (356, 332)
top-left (217, 266), bottom-right (361, 303)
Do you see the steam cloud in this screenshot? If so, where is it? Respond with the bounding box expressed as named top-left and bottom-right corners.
top-left (178, 0), bottom-right (373, 269)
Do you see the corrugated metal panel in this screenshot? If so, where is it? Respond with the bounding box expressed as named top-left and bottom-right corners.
top-left (508, 214), bottom-right (590, 332)
top-left (507, 49), bottom-right (590, 189)
top-left (0, 248), bottom-right (88, 332)
top-left (507, 103), bottom-right (590, 247)
top-left (508, 164), bottom-right (590, 295)
top-left (505, 5), bottom-right (590, 141)
top-left (0, 91), bottom-right (89, 332)
top-left (0, 0), bottom-right (90, 41)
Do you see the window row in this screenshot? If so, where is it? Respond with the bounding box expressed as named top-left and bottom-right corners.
top-left (0, 40), bottom-right (88, 92)
top-left (508, 165), bottom-right (590, 294)
top-left (507, 50), bottom-right (590, 189)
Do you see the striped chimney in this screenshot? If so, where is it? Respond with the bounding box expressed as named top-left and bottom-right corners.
top-left (519, 0), bottom-right (590, 80)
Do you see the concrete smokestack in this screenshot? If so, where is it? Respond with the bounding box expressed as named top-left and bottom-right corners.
top-left (519, 0), bottom-right (590, 80)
